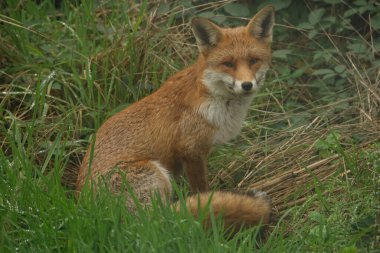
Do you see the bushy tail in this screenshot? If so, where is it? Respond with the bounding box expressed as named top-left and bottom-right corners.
top-left (173, 190), bottom-right (271, 232)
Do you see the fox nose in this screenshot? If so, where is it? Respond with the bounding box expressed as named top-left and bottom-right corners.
top-left (241, 82), bottom-right (253, 91)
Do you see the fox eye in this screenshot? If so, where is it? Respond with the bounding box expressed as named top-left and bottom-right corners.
top-left (222, 61), bottom-right (235, 68)
top-left (249, 58), bottom-right (258, 65)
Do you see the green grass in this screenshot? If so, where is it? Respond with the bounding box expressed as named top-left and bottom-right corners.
top-left (1, 0), bottom-right (379, 252)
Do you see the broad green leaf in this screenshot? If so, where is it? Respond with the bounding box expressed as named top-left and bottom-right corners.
top-left (297, 22), bottom-right (314, 29)
top-left (290, 69), bottom-right (305, 79)
top-left (312, 69), bottom-right (334, 76)
top-left (157, 3), bottom-right (170, 14)
top-left (322, 73), bottom-right (336, 80)
top-left (308, 8), bottom-right (325, 25)
top-left (358, 6), bottom-right (372, 14)
top-left (324, 16), bottom-right (336, 23)
top-left (258, 0), bottom-right (292, 11)
top-left (344, 9), bottom-right (356, 18)
top-left (180, 0), bottom-right (193, 8)
top-left (308, 30), bottom-right (318, 39)
top-left (276, 0), bottom-right (293, 10)
top-left (336, 79), bottom-right (346, 86)
top-left (323, 0), bottom-right (341, 3)
top-left (313, 51), bottom-right (330, 61)
top-left (347, 42), bottom-right (368, 54)
top-left (223, 3), bottom-right (250, 17)
top-left (326, 131), bottom-right (341, 143)
top-left (211, 16), bottom-right (227, 25)
top-left (372, 13), bottom-right (380, 29)
top-left (198, 12), bottom-right (215, 19)
top-left (353, 0), bottom-right (367, 6)
top-left (272, 49), bottom-right (292, 59)
top-left (374, 41), bottom-right (380, 51)
top-left (277, 65), bottom-right (291, 76)
top-left (334, 65), bottom-right (346, 73)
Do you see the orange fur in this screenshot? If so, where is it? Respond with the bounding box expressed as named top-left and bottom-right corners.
top-left (76, 5), bottom-right (275, 231)
top-left (174, 191), bottom-right (272, 232)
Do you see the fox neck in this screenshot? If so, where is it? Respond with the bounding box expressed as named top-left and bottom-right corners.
top-left (192, 56), bottom-right (255, 145)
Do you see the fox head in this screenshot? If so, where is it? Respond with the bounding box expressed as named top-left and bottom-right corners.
top-left (191, 5), bottom-right (275, 97)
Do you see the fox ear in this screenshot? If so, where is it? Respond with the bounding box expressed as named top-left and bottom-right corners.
top-left (247, 5), bottom-right (275, 42)
top-left (191, 17), bottom-right (222, 52)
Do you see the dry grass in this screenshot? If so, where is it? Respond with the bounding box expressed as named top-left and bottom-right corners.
top-left (242, 121), bottom-right (379, 211)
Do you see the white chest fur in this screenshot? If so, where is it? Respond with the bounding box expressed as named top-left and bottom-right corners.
top-left (198, 95), bottom-right (254, 144)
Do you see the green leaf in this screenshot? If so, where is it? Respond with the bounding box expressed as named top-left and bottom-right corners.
top-left (324, 16), bottom-right (336, 23)
top-left (291, 69), bottom-right (305, 79)
top-left (372, 13), bottom-right (380, 29)
top-left (336, 79), bottom-right (346, 86)
top-left (180, 0), bottom-right (193, 8)
top-left (308, 30), bottom-right (318, 39)
top-left (322, 73), bottom-right (336, 80)
top-left (347, 42), bottom-right (368, 54)
top-left (198, 12), bottom-right (215, 19)
top-left (211, 16), bottom-right (227, 25)
top-left (223, 3), bottom-right (250, 17)
top-left (297, 22), bottom-right (314, 29)
top-left (308, 8), bottom-right (325, 25)
top-left (313, 51), bottom-right (325, 61)
top-left (157, 3), bottom-right (170, 15)
top-left (272, 49), bottom-right (292, 59)
top-left (277, 65), bottom-right (291, 76)
top-left (258, 0), bottom-right (292, 11)
top-left (334, 65), bottom-right (346, 73)
top-left (358, 6), bottom-right (372, 14)
top-left (340, 246), bottom-right (358, 253)
top-left (344, 9), bottom-right (356, 18)
top-left (312, 69), bottom-right (334, 76)
top-left (315, 139), bottom-right (329, 152)
top-left (374, 59), bottom-right (380, 67)
top-left (52, 83), bottom-right (62, 90)
top-left (323, 0), bottom-right (341, 3)
top-left (326, 131), bottom-right (341, 144)
top-left (309, 211), bottom-right (324, 222)
top-left (353, 0), bottom-right (367, 6)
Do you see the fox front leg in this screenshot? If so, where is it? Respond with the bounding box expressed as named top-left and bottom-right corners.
top-left (184, 157), bottom-right (209, 193)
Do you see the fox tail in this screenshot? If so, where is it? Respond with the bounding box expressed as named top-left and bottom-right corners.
top-left (173, 190), bottom-right (271, 233)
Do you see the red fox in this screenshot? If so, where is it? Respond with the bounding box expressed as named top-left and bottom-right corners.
top-left (77, 5), bottom-right (275, 231)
